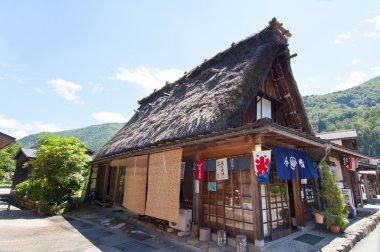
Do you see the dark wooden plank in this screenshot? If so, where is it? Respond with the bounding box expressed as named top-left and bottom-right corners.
top-left (292, 168), bottom-right (303, 227)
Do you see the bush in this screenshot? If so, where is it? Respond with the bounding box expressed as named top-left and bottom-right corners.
top-left (15, 135), bottom-right (89, 214)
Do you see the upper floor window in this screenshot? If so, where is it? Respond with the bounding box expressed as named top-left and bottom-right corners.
top-left (256, 96), bottom-right (272, 119)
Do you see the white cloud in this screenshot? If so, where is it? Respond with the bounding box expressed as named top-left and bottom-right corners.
top-left (363, 31), bottom-right (379, 39)
top-left (5, 130), bottom-right (29, 139)
top-left (116, 67), bottom-right (183, 93)
top-left (371, 66), bottom-right (380, 77)
top-left (34, 87), bottom-right (45, 94)
top-left (92, 84), bottom-right (104, 93)
top-left (336, 71), bottom-right (366, 91)
top-left (33, 121), bottom-right (61, 132)
top-left (362, 15), bottom-right (380, 30)
top-left (352, 58), bottom-right (361, 65)
top-left (0, 114), bottom-right (61, 139)
top-left (91, 111), bottom-right (127, 123)
top-left (333, 32), bottom-right (351, 45)
top-left (49, 78), bottom-right (83, 102)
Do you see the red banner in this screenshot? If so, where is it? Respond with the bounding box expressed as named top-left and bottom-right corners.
top-left (341, 155), bottom-right (352, 171)
top-left (195, 160), bottom-right (205, 180)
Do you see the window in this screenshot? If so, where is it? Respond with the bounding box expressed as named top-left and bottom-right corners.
top-left (256, 96), bottom-right (272, 119)
top-left (201, 156), bottom-right (254, 241)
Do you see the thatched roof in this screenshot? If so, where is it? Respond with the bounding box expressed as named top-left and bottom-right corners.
top-left (96, 22), bottom-right (300, 161)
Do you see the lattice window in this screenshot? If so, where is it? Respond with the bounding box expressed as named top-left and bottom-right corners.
top-left (201, 157), bottom-right (254, 242)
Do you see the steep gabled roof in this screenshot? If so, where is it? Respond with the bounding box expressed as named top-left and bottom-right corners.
top-left (96, 21), bottom-right (302, 160)
top-left (0, 132), bottom-right (15, 150)
top-left (14, 148), bottom-right (36, 160)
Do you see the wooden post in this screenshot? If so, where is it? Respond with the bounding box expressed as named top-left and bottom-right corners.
top-left (292, 167), bottom-right (304, 228)
top-left (103, 164), bottom-right (109, 201)
top-left (194, 152), bottom-right (200, 224)
top-left (250, 136), bottom-right (264, 247)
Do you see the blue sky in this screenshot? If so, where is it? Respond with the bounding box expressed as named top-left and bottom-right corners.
top-left (0, 1), bottom-right (379, 139)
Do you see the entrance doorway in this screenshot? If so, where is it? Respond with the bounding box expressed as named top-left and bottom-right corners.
top-left (261, 164), bottom-right (291, 241)
top-left (115, 166), bottom-right (126, 206)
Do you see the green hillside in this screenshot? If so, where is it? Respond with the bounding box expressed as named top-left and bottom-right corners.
top-left (303, 76), bottom-right (380, 157)
top-left (19, 123), bottom-right (124, 153)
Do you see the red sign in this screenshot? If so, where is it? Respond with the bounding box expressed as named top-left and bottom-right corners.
top-left (341, 155), bottom-right (352, 171)
top-left (195, 160), bottom-right (205, 180)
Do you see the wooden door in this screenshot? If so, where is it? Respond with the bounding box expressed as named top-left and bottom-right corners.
top-left (105, 166), bottom-right (117, 202)
top-left (95, 165), bottom-right (107, 200)
top-left (115, 167), bottom-right (126, 206)
top-left (300, 179), bottom-right (318, 222)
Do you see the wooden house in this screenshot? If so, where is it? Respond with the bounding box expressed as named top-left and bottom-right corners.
top-left (0, 132), bottom-right (15, 150)
top-left (317, 130), bottom-right (369, 207)
top-left (12, 148), bottom-right (36, 189)
top-left (90, 19), bottom-right (368, 248)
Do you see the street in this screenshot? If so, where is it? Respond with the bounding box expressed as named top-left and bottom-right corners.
top-left (350, 222), bottom-right (380, 252)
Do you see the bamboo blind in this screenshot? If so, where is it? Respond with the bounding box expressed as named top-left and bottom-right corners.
top-left (123, 155), bottom-right (148, 214)
top-left (145, 148), bottom-right (182, 223)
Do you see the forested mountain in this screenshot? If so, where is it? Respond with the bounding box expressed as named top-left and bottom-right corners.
top-left (303, 76), bottom-right (380, 157)
top-left (19, 123), bottom-right (124, 153)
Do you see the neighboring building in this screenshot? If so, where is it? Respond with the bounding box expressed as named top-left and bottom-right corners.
top-left (358, 158), bottom-right (379, 202)
top-left (90, 19), bottom-right (369, 248)
top-left (0, 132), bottom-right (15, 150)
top-left (317, 129), bottom-right (358, 150)
top-left (12, 148), bottom-right (36, 189)
top-left (317, 130), bottom-right (369, 207)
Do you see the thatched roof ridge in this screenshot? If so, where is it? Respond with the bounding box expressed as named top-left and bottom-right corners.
top-left (96, 24), bottom-right (289, 160)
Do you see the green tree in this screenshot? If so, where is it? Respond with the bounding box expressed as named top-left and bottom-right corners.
top-left (0, 142), bottom-right (20, 184)
top-left (320, 161), bottom-right (346, 220)
top-left (14, 135), bottom-right (89, 213)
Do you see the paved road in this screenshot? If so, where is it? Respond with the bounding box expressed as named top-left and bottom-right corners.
top-left (0, 199), bottom-right (201, 252)
top-left (0, 201), bottom-right (102, 251)
top-left (350, 222), bottom-right (380, 252)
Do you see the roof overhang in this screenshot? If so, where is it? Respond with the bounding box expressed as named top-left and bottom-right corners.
top-left (0, 132), bottom-right (15, 150)
top-left (329, 144), bottom-right (369, 160)
top-left (92, 119), bottom-right (329, 164)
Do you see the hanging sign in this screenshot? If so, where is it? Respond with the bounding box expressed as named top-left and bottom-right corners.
top-left (180, 162), bottom-right (186, 179)
top-left (273, 146), bottom-right (318, 180)
top-left (340, 155), bottom-right (352, 171)
top-left (195, 160), bottom-right (205, 180)
top-left (252, 150), bottom-right (271, 183)
top-left (194, 180), bottom-right (199, 194)
top-left (208, 182), bottom-right (216, 191)
top-left (216, 158), bottom-right (228, 180)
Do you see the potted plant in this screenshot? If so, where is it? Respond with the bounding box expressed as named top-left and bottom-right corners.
top-left (325, 212), bottom-right (348, 233)
top-left (311, 208), bottom-right (325, 224)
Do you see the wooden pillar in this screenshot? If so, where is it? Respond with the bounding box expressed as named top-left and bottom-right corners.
top-left (103, 164), bottom-right (109, 201)
top-left (194, 152), bottom-right (201, 224)
top-left (250, 137), bottom-right (264, 247)
top-left (292, 167), bottom-right (304, 228)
